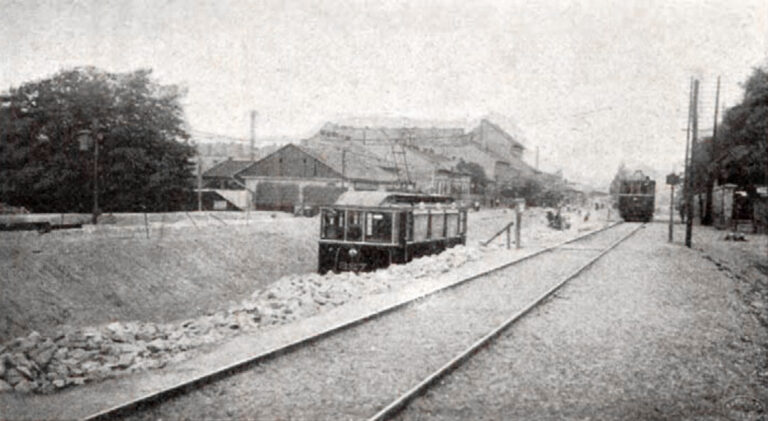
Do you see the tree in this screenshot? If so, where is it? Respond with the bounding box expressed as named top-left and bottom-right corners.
top-left (690, 137), bottom-right (716, 223)
top-left (455, 159), bottom-right (489, 194)
top-left (714, 67), bottom-right (768, 188)
top-left (500, 176), bottom-right (565, 207)
top-left (0, 67), bottom-right (195, 212)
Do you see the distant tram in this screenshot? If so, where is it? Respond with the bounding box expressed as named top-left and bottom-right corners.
top-left (318, 191), bottom-right (468, 273)
top-left (617, 171), bottom-right (656, 222)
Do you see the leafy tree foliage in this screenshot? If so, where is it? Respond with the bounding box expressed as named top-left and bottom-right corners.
top-left (0, 67), bottom-right (195, 212)
top-left (714, 67), bottom-right (768, 188)
top-left (455, 159), bottom-right (489, 194)
top-left (500, 176), bottom-right (565, 207)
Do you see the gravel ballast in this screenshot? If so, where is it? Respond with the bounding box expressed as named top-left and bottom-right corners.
top-left (395, 223), bottom-right (768, 420)
top-left (122, 224), bottom-right (637, 420)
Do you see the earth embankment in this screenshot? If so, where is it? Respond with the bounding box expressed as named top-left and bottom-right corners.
top-left (0, 212), bottom-right (316, 342)
top-left (0, 207), bottom-right (602, 343)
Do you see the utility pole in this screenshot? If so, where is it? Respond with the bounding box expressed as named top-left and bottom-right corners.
top-left (669, 182), bottom-right (675, 242)
top-left (683, 78), bottom-right (693, 225)
top-left (685, 79), bottom-right (699, 248)
top-left (92, 123), bottom-right (100, 225)
top-left (536, 146), bottom-right (540, 170)
top-left (250, 110), bottom-right (257, 161)
top-left (341, 149), bottom-right (347, 189)
top-left (704, 76), bottom-right (721, 226)
top-left (197, 153), bottom-right (203, 211)
top-left (712, 76), bottom-right (721, 141)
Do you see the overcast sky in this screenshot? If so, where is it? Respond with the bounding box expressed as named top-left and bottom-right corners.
top-left (2, 0), bottom-right (767, 186)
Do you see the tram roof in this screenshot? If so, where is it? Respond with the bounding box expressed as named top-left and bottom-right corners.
top-left (333, 191), bottom-right (455, 208)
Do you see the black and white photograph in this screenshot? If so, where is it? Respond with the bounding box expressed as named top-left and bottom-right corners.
top-left (1, 0), bottom-right (767, 419)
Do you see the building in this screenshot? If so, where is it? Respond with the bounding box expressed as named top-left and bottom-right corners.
top-left (239, 144), bottom-right (403, 212)
top-left (194, 117), bottom-right (548, 211)
top-left (308, 118), bottom-right (532, 186)
top-left (433, 169), bottom-right (472, 196)
top-left (201, 159), bottom-right (255, 189)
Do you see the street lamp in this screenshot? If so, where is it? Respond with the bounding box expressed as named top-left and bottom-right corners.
top-left (76, 119), bottom-right (102, 224)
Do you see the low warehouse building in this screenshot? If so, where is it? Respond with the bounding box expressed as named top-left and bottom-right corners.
top-left (239, 144), bottom-right (400, 212)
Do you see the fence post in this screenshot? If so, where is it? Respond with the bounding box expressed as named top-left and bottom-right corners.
top-left (506, 223), bottom-right (511, 249)
top-left (514, 198), bottom-right (524, 249)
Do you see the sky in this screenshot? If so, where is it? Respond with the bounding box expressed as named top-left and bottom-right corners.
top-left (2, 0), bottom-right (767, 187)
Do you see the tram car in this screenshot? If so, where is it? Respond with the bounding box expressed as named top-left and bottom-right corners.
top-left (617, 171), bottom-right (656, 222)
top-left (318, 191), bottom-right (468, 274)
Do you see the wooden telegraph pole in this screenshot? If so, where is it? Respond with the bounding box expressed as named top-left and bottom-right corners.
top-left (669, 182), bottom-right (675, 242)
top-left (685, 79), bottom-right (699, 248)
top-left (197, 154), bottom-right (203, 211)
top-left (683, 78), bottom-right (693, 225)
top-left (341, 149), bottom-right (347, 189)
top-left (250, 110), bottom-right (257, 161)
top-left (248, 110), bottom-right (257, 219)
top-left (704, 76), bottom-right (721, 225)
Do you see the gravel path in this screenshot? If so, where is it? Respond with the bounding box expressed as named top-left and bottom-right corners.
top-left (122, 224), bottom-right (637, 420)
top-left (395, 223), bottom-right (768, 421)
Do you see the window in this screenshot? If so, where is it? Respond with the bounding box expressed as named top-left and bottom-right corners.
top-left (446, 212), bottom-right (459, 237)
top-left (365, 212), bottom-right (392, 243)
top-left (321, 209), bottom-right (344, 239)
top-left (412, 212), bottom-right (429, 241)
top-left (432, 211), bottom-right (445, 238)
top-left (347, 211), bottom-right (363, 241)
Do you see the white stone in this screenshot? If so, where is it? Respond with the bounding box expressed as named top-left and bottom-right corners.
top-left (0, 379), bottom-right (13, 392)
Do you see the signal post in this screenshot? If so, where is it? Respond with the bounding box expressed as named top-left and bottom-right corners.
top-left (666, 173), bottom-right (680, 242)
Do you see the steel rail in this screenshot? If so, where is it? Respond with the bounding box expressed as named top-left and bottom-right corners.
top-left (368, 223), bottom-right (644, 421)
top-left (81, 221), bottom-right (624, 421)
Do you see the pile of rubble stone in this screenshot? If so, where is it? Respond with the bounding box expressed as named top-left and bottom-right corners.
top-left (0, 245), bottom-right (483, 394)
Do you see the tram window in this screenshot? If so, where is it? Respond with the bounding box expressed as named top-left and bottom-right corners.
top-left (432, 211), bottom-right (445, 238)
top-left (365, 212), bottom-right (392, 243)
top-left (621, 183), bottom-right (630, 194)
top-left (446, 212), bottom-right (459, 237)
top-left (321, 210), bottom-right (344, 240)
top-left (412, 212), bottom-right (429, 241)
top-left (347, 211), bottom-right (363, 241)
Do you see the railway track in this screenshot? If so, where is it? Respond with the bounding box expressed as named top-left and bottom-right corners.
top-left (370, 223), bottom-right (644, 420)
top-left (84, 222), bottom-right (640, 420)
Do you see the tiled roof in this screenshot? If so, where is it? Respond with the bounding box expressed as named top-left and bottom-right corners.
top-left (202, 159), bottom-right (255, 178)
top-left (296, 142), bottom-right (399, 183)
top-left (472, 119), bottom-right (526, 150)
